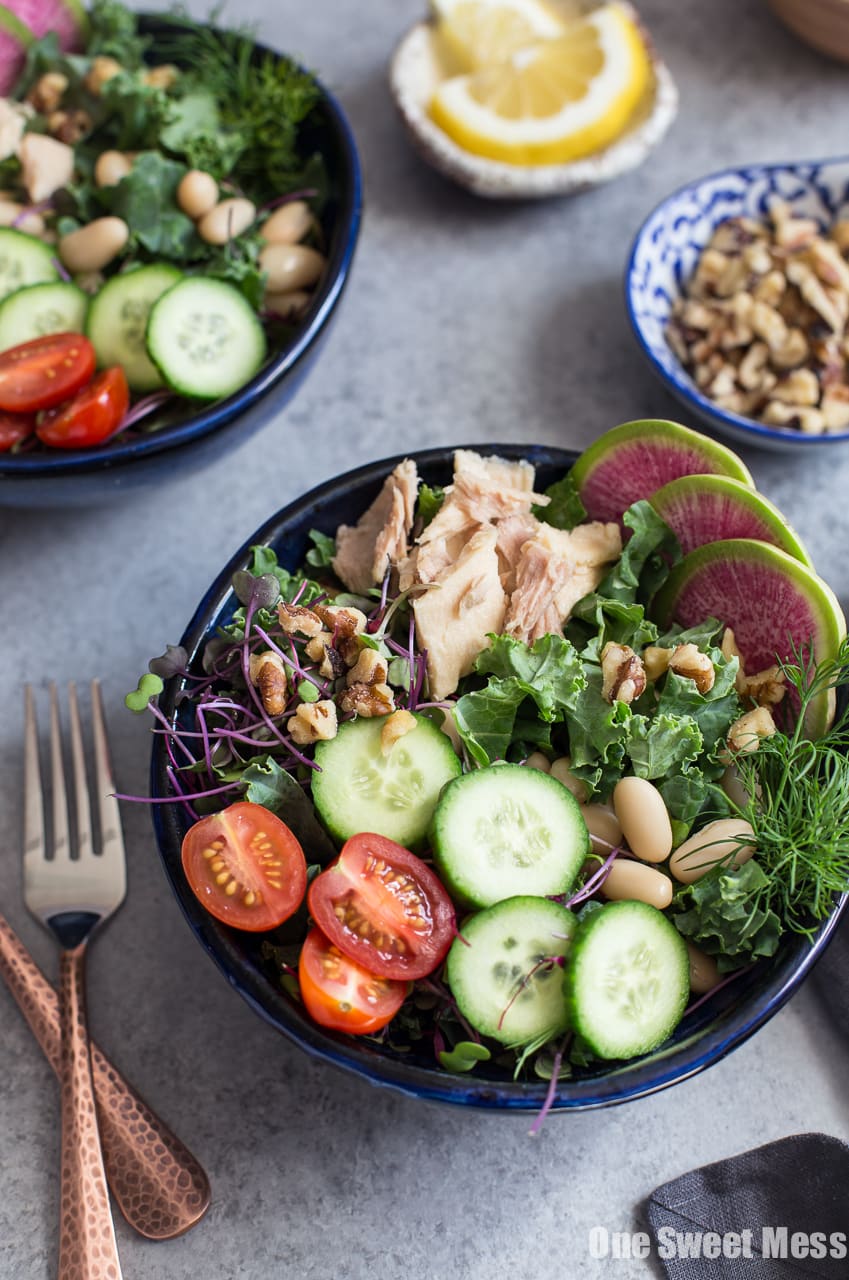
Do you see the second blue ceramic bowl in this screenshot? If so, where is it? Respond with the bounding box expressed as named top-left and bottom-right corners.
top-left (0, 17), bottom-right (362, 508)
top-left (627, 156), bottom-right (849, 452)
top-left (150, 444), bottom-right (847, 1111)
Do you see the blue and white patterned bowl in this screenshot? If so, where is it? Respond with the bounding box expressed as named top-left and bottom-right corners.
top-left (626, 156), bottom-right (849, 452)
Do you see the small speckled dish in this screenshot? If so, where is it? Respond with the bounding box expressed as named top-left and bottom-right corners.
top-left (627, 155), bottom-right (849, 452)
top-left (388, 7), bottom-right (677, 200)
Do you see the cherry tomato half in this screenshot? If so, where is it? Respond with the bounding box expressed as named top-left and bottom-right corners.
top-left (298, 927), bottom-right (408, 1034)
top-left (0, 333), bottom-right (96, 413)
top-left (307, 833), bottom-right (456, 980)
top-left (0, 411), bottom-right (35, 451)
top-left (37, 366), bottom-right (129, 450)
top-left (181, 801), bottom-right (307, 932)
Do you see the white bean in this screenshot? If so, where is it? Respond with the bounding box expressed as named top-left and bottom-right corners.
top-left (261, 200), bottom-right (313, 245)
top-left (580, 803), bottom-right (622, 858)
top-left (177, 169), bottom-right (219, 220)
top-left (259, 242), bottom-right (325, 293)
top-left (613, 776), bottom-right (673, 864)
top-left (0, 201), bottom-right (44, 235)
top-left (600, 859), bottom-right (673, 910)
top-left (686, 941), bottom-right (720, 994)
top-left (524, 752), bottom-right (550, 773)
top-left (264, 290), bottom-right (311, 322)
top-left (197, 197), bottom-right (256, 245)
top-left (669, 818), bottom-right (756, 884)
top-left (59, 217), bottom-right (129, 273)
top-left (549, 756), bottom-right (589, 803)
top-left (94, 150), bottom-right (131, 187)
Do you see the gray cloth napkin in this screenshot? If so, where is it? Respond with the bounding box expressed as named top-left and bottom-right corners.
top-left (644, 1134), bottom-right (849, 1278)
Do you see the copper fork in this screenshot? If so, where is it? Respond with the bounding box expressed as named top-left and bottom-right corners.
top-left (22, 682), bottom-right (207, 1277)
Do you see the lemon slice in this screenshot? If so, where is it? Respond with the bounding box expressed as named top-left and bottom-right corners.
top-left (432, 0), bottom-right (566, 69)
top-left (430, 1), bottom-right (651, 166)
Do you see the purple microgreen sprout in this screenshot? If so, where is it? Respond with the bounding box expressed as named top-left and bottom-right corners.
top-left (13, 199), bottom-right (52, 228)
top-left (233, 569), bottom-right (279, 608)
top-left (497, 955), bottom-right (566, 1033)
top-left (683, 964), bottom-right (754, 1019)
top-left (564, 847), bottom-right (621, 909)
top-left (259, 188), bottom-right (319, 214)
top-left (118, 390), bottom-right (173, 432)
top-left (528, 1040), bottom-right (568, 1137)
top-left (148, 644), bottom-right (190, 680)
top-left (51, 256), bottom-right (71, 283)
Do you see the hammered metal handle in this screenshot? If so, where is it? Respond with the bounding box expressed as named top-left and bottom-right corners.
top-left (0, 913), bottom-right (210, 1240)
top-left (59, 943), bottom-right (123, 1280)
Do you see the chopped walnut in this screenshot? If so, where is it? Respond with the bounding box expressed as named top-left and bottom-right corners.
top-left (727, 706), bottom-right (777, 755)
top-left (313, 603), bottom-right (367, 639)
top-left (667, 203), bottom-right (849, 435)
top-left (305, 630), bottom-right (332, 661)
top-left (288, 699), bottom-right (338, 745)
top-left (721, 627), bottom-right (741, 664)
top-left (142, 64), bottom-right (180, 90)
top-left (346, 648), bottom-right (389, 687)
top-left (668, 643), bottom-right (715, 693)
top-left (248, 651), bottom-right (288, 716)
top-left (380, 709), bottom-right (418, 755)
top-left (27, 71), bottom-right (68, 114)
top-left (600, 642), bottom-right (646, 705)
top-left (47, 108), bottom-right (92, 146)
top-left (740, 665), bottom-right (786, 707)
top-left (338, 682), bottom-right (395, 717)
top-left (84, 56), bottom-right (123, 96)
top-left (642, 645), bottom-right (672, 682)
top-left (277, 601), bottom-right (323, 638)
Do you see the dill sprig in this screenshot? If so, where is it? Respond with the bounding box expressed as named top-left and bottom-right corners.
top-left (730, 637), bottom-right (849, 937)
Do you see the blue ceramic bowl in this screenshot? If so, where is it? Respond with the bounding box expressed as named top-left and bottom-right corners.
top-left (626, 156), bottom-right (849, 453)
top-left (0, 18), bottom-right (362, 509)
top-left (150, 444), bottom-right (847, 1110)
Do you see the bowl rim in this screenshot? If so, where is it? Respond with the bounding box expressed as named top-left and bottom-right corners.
top-left (149, 442), bottom-right (849, 1110)
top-left (0, 16), bottom-right (363, 479)
top-left (625, 154), bottom-right (849, 447)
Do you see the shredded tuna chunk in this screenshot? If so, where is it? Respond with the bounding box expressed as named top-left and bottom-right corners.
top-left (412, 525), bottom-right (507, 700)
top-left (495, 513), bottom-right (540, 593)
top-left (419, 449), bottom-right (549, 549)
top-left (504, 521), bottom-right (622, 644)
top-left (331, 459), bottom-right (418, 594)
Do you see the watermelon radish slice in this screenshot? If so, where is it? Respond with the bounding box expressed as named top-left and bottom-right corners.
top-left (0, 5), bottom-right (32, 94)
top-left (571, 419), bottom-right (755, 524)
top-left (649, 475), bottom-right (814, 568)
top-left (653, 539), bottom-right (846, 738)
top-left (2, 0), bottom-right (87, 51)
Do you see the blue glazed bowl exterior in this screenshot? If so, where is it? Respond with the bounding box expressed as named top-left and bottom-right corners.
top-left (627, 156), bottom-right (849, 452)
top-left (150, 444), bottom-right (847, 1111)
top-left (0, 19), bottom-right (362, 508)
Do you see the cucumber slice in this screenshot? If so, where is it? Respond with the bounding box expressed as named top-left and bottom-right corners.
top-left (568, 901), bottom-right (689, 1060)
top-left (0, 281), bottom-right (87, 351)
top-left (431, 763), bottom-right (589, 909)
top-left (312, 713), bottom-right (462, 848)
top-left (146, 277), bottom-right (267, 400)
top-left (86, 264), bottom-right (181, 391)
top-left (0, 228), bottom-right (58, 302)
top-left (445, 897), bottom-right (575, 1046)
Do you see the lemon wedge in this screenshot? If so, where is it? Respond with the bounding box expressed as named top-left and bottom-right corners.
top-left (431, 0), bottom-right (566, 69)
top-left (430, 1), bottom-right (651, 166)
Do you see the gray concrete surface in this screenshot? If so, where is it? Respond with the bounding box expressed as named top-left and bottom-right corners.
top-left (2, 1), bottom-right (849, 1276)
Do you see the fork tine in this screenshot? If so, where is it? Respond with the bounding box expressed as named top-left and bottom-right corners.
top-left (23, 685), bottom-right (45, 872)
top-left (48, 683), bottom-right (71, 862)
top-left (67, 681), bottom-right (93, 862)
top-left (90, 680), bottom-right (126, 888)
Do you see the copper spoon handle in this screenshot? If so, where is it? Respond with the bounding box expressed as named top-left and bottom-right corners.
top-left (58, 943), bottom-right (124, 1280)
top-left (0, 912), bottom-right (210, 1240)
